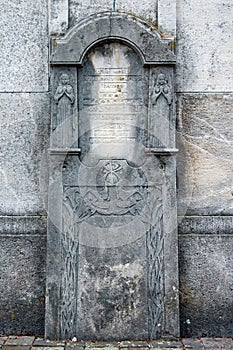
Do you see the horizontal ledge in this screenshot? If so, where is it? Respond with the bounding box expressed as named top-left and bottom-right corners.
top-left (50, 61), bottom-right (176, 66)
top-left (0, 215), bottom-right (47, 235)
top-left (145, 148), bottom-right (178, 155)
top-left (48, 148), bottom-right (81, 155)
top-left (178, 215), bottom-right (233, 235)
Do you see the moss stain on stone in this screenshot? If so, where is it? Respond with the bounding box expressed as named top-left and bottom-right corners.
top-left (180, 285), bottom-right (195, 306)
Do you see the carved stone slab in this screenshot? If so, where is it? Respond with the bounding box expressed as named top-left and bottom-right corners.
top-left (46, 13), bottom-right (179, 341)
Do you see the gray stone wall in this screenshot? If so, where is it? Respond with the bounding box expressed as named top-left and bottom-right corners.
top-left (0, 0), bottom-right (232, 338)
top-left (176, 0), bottom-right (233, 337)
top-left (0, 0), bottom-right (49, 336)
top-left (69, 0), bottom-right (158, 28)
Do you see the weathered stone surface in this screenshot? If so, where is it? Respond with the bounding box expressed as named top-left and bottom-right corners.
top-left (51, 13), bottom-right (176, 65)
top-left (127, 342), bottom-right (148, 348)
top-left (50, 0), bottom-right (69, 35)
top-left (2, 347), bottom-right (30, 350)
top-left (0, 93), bottom-right (50, 215)
top-left (76, 240), bottom-right (148, 340)
top-left (0, 0), bottom-right (48, 92)
top-left (32, 348), bottom-right (64, 350)
top-left (178, 216), bottom-right (233, 235)
top-left (69, 1), bottom-right (157, 28)
top-left (150, 341), bottom-right (182, 348)
top-left (176, 0), bottom-right (233, 92)
top-left (182, 339), bottom-right (204, 350)
top-left (158, 0), bottom-right (176, 36)
top-left (0, 236), bottom-right (46, 335)
top-left (85, 346), bottom-right (118, 350)
top-left (5, 337), bottom-right (35, 346)
top-left (34, 340), bottom-right (65, 347)
top-left (0, 216), bottom-right (47, 235)
top-left (150, 348), bottom-right (182, 350)
top-left (179, 235), bottom-right (233, 337)
top-left (65, 346), bottom-right (85, 350)
top-left (46, 16), bottom-right (179, 341)
top-left (116, 1), bottom-right (157, 23)
top-left (201, 337), bottom-right (233, 349)
top-left (177, 94), bottom-right (233, 216)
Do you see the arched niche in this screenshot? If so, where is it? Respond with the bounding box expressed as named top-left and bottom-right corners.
top-left (49, 12), bottom-right (177, 154)
top-left (46, 12), bottom-right (179, 341)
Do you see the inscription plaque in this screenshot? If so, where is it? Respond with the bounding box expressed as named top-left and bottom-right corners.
top-left (78, 43), bottom-right (147, 160)
top-left (46, 13), bottom-right (179, 341)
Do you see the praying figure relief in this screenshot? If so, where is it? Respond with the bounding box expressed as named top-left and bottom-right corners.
top-left (54, 73), bottom-right (75, 147)
top-left (150, 73), bottom-right (172, 148)
top-left (151, 73), bottom-right (172, 106)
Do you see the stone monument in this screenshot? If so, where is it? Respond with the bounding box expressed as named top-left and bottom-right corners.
top-left (45, 13), bottom-right (179, 340)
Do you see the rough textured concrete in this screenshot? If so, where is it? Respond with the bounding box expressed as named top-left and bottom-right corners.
top-left (0, 93), bottom-right (50, 215)
top-left (0, 236), bottom-right (46, 336)
top-left (177, 94), bottom-right (233, 216)
top-left (179, 235), bottom-right (233, 337)
top-left (0, 0), bottom-right (48, 92)
top-left (176, 0), bottom-right (233, 92)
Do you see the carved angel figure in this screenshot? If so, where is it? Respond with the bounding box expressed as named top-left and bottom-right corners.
top-left (54, 73), bottom-right (75, 146)
top-left (151, 73), bottom-right (172, 105)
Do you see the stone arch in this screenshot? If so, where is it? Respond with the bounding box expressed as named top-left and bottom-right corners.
top-left (51, 12), bottom-right (175, 66)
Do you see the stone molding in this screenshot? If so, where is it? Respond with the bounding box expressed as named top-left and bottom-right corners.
top-left (178, 216), bottom-right (233, 235)
top-left (51, 12), bottom-right (176, 66)
top-left (0, 216), bottom-right (47, 235)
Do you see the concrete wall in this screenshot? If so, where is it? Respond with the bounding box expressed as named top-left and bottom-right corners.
top-left (0, 0), bottom-right (232, 337)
